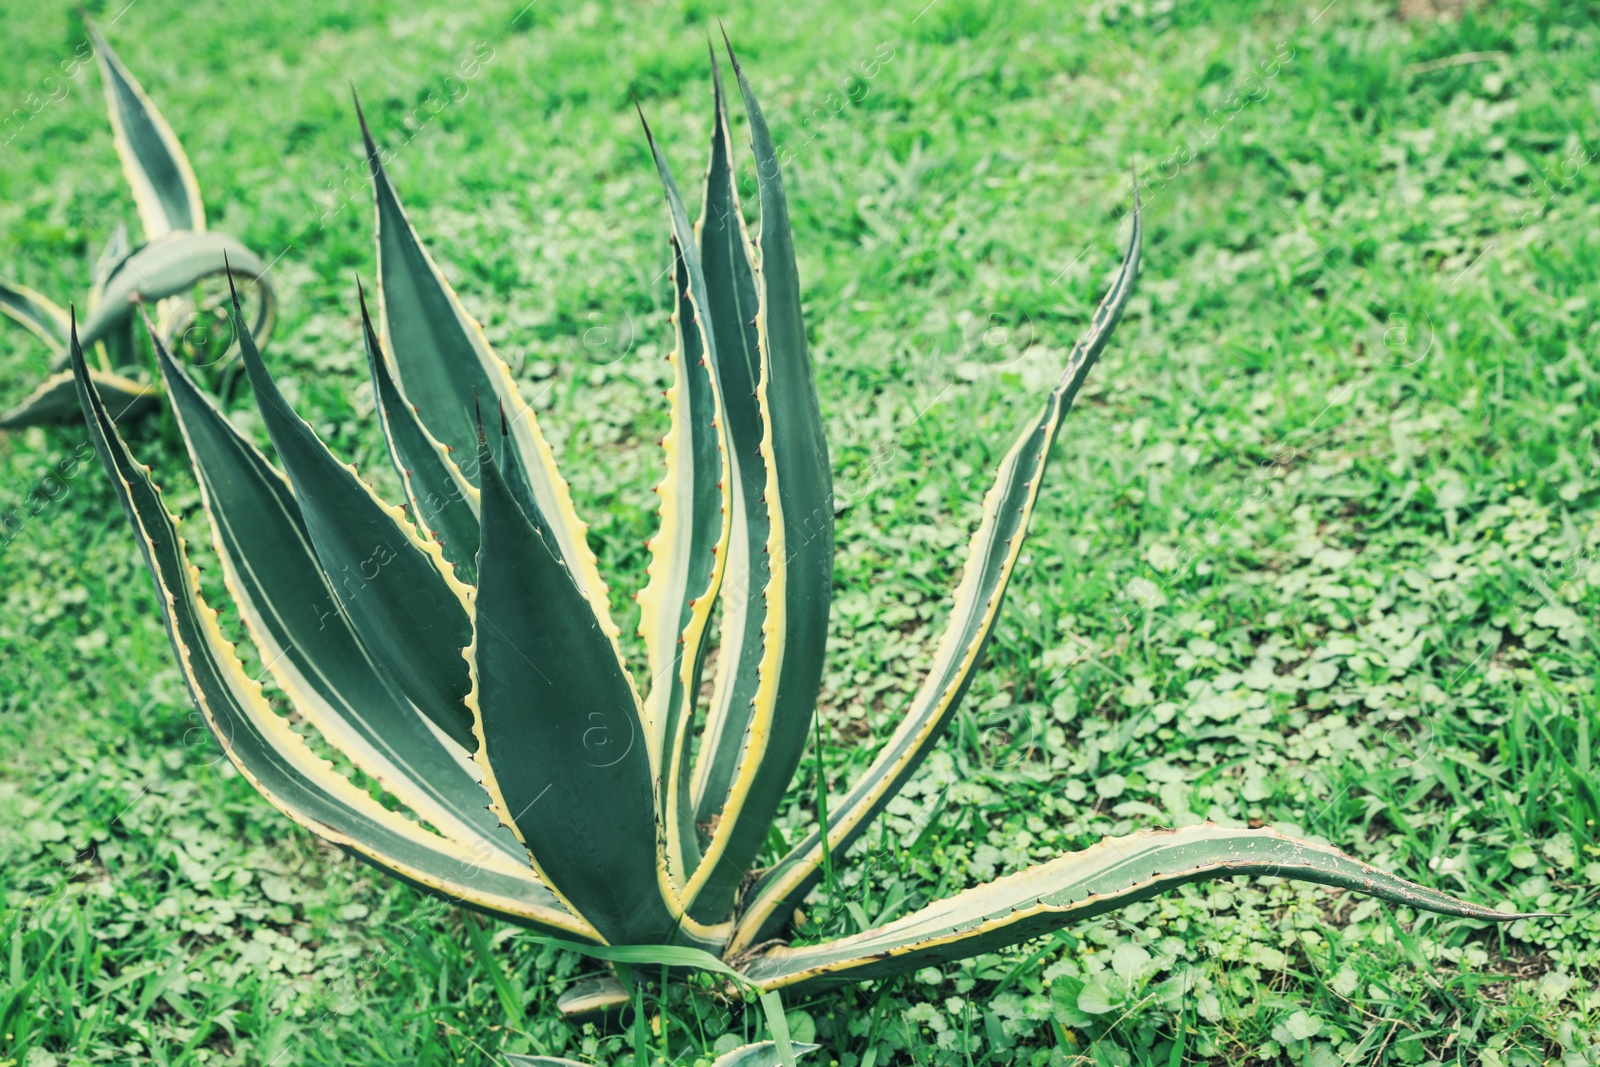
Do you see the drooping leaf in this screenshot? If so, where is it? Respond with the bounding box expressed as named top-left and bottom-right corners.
top-left (0, 367), bottom-right (157, 428)
top-left (74, 231), bottom-right (276, 362)
top-left (359, 286), bottom-right (482, 583)
top-left (737, 824), bottom-right (1526, 992)
top-left (504, 1042), bottom-right (817, 1067)
top-left (635, 109), bottom-right (732, 886)
top-left (469, 426), bottom-right (682, 948)
top-left (231, 280), bottom-right (478, 750)
top-left (153, 321), bottom-right (523, 868)
top-left (685, 41), bottom-right (834, 924)
top-left (87, 18), bottom-right (204, 238)
top-left (70, 320), bottom-right (596, 943)
top-left (736, 205), bottom-right (1142, 948)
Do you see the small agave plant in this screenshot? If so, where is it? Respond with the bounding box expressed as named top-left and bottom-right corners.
top-left (0, 18), bottom-right (274, 428)
top-left (74, 44), bottom-right (1519, 1026)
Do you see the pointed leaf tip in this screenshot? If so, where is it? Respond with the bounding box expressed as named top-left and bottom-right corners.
top-left (354, 93), bottom-right (382, 174)
top-left (720, 24), bottom-right (743, 74)
top-left (222, 250), bottom-right (241, 310)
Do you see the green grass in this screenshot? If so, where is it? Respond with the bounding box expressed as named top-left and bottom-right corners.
top-left (2, 0), bottom-right (1599, 1063)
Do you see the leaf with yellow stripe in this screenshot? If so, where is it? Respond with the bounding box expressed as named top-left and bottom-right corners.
top-left (152, 318), bottom-right (525, 872)
top-left (71, 231), bottom-right (276, 369)
top-left (0, 367), bottom-right (157, 428)
top-left (357, 98), bottom-right (618, 643)
top-left (704, 1043), bottom-right (820, 1067)
top-left (70, 318), bottom-right (596, 943)
top-left (682, 41), bottom-right (834, 925)
top-left (230, 279), bottom-right (478, 751)
top-left (733, 205), bottom-right (1142, 950)
top-left (688, 50), bottom-right (772, 864)
top-left (87, 17), bottom-right (204, 238)
top-left (634, 108), bottom-right (732, 887)
top-left (468, 422), bottom-right (687, 948)
top-left (737, 824), bottom-right (1527, 992)
top-left (359, 285), bottom-right (482, 583)
top-left (0, 279), bottom-right (69, 349)
top-left (553, 974), bottom-right (629, 1021)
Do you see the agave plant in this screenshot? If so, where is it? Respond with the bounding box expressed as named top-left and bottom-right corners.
top-left (73, 44), bottom-right (1520, 1024)
top-left (0, 18), bottom-right (274, 428)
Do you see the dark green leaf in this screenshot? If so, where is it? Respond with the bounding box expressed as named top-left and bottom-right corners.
top-left (70, 320), bottom-right (594, 942)
top-left (470, 428), bottom-right (677, 947)
top-left (155, 325), bottom-right (521, 865)
top-left (232, 282), bottom-right (477, 749)
top-left (359, 287), bottom-right (482, 584)
top-left (687, 45), bottom-right (834, 924)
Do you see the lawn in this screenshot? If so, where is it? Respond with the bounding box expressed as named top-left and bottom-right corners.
top-left (2, 0), bottom-right (1598, 1063)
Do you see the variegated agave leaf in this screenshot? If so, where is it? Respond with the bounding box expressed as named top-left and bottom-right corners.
top-left (0, 18), bottom-right (275, 428)
top-left (71, 313), bottom-right (595, 942)
top-left (76, 39), bottom-right (1524, 1027)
